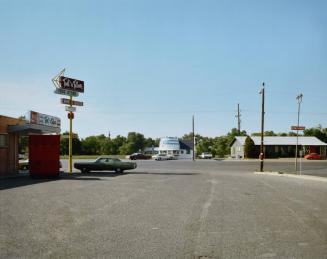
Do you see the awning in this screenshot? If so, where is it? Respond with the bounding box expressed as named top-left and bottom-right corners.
top-left (8, 123), bottom-right (60, 135)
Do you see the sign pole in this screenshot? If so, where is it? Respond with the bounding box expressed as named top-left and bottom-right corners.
top-left (295, 94), bottom-right (303, 174)
top-left (259, 83), bottom-right (265, 172)
top-left (69, 95), bottom-right (73, 174)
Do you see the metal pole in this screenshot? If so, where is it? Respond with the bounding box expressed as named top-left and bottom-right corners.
top-left (237, 103), bottom-right (241, 134)
top-left (69, 96), bottom-right (73, 173)
top-left (260, 83), bottom-right (265, 172)
top-left (192, 115), bottom-right (195, 161)
top-left (295, 94), bottom-right (303, 174)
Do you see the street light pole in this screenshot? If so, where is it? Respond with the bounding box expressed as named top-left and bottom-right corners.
top-left (192, 115), bottom-right (195, 161)
top-left (259, 83), bottom-right (265, 172)
top-left (295, 94), bottom-right (303, 173)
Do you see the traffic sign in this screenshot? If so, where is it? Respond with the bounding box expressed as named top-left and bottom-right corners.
top-left (291, 126), bottom-right (305, 131)
top-left (59, 76), bottom-right (84, 93)
top-left (68, 112), bottom-right (74, 119)
top-left (65, 106), bottom-right (76, 112)
top-left (54, 88), bottom-right (79, 97)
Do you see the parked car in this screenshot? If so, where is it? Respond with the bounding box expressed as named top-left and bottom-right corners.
top-left (152, 154), bottom-right (174, 161)
top-left (74, 156), bottom-right (137, 173)
top-left (129, 153), bottom-right (152, 160)
top-left (304, 153), bottom-right (322, 160)
top-left (19, 159), bottom-right (29, 170)
top-left (199, 152), bottom-right (213, 159)
top-left (18, 159), bottom-right (62, 170)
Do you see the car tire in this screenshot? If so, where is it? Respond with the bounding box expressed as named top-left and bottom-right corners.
top-left (115, 168), bottom-right (123, 173)
top-left (81, 168), bottom-right (89, 174)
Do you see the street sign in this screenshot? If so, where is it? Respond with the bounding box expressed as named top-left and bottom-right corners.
top-left (291, 126), bottom-right (305, 130)
top-left (54, 88), bottom-right (79, 97)
top-left (65, 106), bottom-right (76, 112)
top-left (61, 98), bottom-right (71, 105)
top-left (59, 76), bottom-right (84, 93)
top-left (71, 100), bottom-right (83, 106)
top-left (60, 98), bottom-right (84, 106)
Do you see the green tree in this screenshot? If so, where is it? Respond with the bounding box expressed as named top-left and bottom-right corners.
top-left (110, 135), bottom-right (127, 154)
top-left (119, 132), bottom-right (146, 155)
top-left (304, 126), bottom-right (327, 143)
top-left (244, 136), bottom-right (256, 158)
top-left (252, 131), bottom-right (277, 136)
top-left (81, 136), bottom-right (101, 155)
top-left (212, 136), bottom-right (229, 158)
top-left (196, 137), bottom-right (214, 155)
top-left (60, 132), bottom-right (81, 155)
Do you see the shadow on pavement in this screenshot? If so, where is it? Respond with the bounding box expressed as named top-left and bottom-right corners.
top-left (129, 172), bottom-right (199, 176)
top-left (0, 171), bottom-right (126, 190)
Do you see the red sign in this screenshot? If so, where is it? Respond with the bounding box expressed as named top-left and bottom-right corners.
top-left (60, 98), bottom-right (84, 106)
top-left (59, 76), bottom-right (84, 93)
top-left (291, 126), bottom-right (305, 130)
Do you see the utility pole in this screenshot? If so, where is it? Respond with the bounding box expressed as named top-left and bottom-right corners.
top-left (295, 94), bottom-right (303, 173)
top-left (259, 83), bottom-right (265, 172)
top-left (192, 115), bottom-right (195, 161)
top-left (235, 103), bottom-right (241, 134)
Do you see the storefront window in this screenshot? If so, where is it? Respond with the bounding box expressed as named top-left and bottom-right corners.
top-left (0, 134), bottom-right (8, 148)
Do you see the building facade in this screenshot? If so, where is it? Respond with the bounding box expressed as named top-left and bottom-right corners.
top-left (0, 112), bottom-right (61, 177)
top-left (230, 136), bottom-right (327, 159)
top-left (157, 137), bottom-right (193, 159)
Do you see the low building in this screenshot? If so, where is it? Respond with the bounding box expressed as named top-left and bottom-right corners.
top-left (230, 136), bottom-right (327, 159)
top-left (0, 115), bottom-right (23, 177)
top-left (147, 137), bottom-right (193, 159)
top-left (0, 112), bottom-right (61, 177)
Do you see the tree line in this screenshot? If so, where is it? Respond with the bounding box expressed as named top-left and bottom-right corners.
top-left (58, 125), bottom-right (327, 157)
top-left (18, 125), bottom-right (327, 157)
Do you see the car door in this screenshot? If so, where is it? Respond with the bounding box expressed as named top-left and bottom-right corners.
top-left (95, 158), bottom-right (107, 170)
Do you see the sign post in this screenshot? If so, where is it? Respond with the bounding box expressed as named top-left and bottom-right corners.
top-left (53, 70), bottom-right (84, 174)
top-left (69, 96), bottom-right (73, 173)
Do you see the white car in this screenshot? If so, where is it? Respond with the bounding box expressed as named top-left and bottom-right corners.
top-left (199, 152), bottom-right (213, 159)
top-left (152, 154), bottom-right (173, 161)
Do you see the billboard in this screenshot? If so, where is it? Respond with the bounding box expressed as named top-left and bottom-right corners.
top-left (59, 76), bottom-right (84, 93)
top-left (28, 111), bottom-right (61, 128)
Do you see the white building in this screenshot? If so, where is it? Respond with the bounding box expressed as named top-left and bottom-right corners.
top-left (158, 137), bottom-right (193, 160)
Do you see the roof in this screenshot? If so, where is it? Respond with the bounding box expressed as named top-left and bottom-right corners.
top-left (8, 123), bottom-right (60, 134)
top-left (231, 136), bottom-right (327, 146)
top-left (179, 139), bottom-right (193, 150)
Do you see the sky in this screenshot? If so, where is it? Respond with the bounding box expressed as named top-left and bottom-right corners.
top-left (0, 0), bottom-right (326, 139)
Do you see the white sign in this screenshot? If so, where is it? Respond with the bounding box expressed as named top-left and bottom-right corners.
top-left (29, 111), bottom-right (61, 128)
top-left (65, 106), bottom-right (76, 112)
top-left (54, 88), bottom-right (79, 97)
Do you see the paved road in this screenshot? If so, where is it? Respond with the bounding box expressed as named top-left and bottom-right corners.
top-left (1, 160), bottom-right (327, 258)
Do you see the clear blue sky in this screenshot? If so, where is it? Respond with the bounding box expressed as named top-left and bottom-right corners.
top-left (1, 0), bottom-right (326, 138)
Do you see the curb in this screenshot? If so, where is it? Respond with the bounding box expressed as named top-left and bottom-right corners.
top-left (254, 171), bottom-right (327, 183)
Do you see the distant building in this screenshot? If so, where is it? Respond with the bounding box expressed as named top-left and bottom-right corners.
top-left (230, 136), bottom-right (327, 159)
top-left (144, 137), bottom-right (193, 159)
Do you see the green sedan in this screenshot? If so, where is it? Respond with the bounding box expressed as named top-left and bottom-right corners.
top-left (74, 157), bottom-right (137, 173)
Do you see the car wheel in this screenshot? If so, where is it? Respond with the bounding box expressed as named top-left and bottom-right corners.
top-left (81, 168), bottom-right (89, 174)
top-left (115, 168), bottom-right (123, 173)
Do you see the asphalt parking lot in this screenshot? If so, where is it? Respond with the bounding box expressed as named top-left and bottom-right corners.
top-left (1, 160), bottom-right (327, 258)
